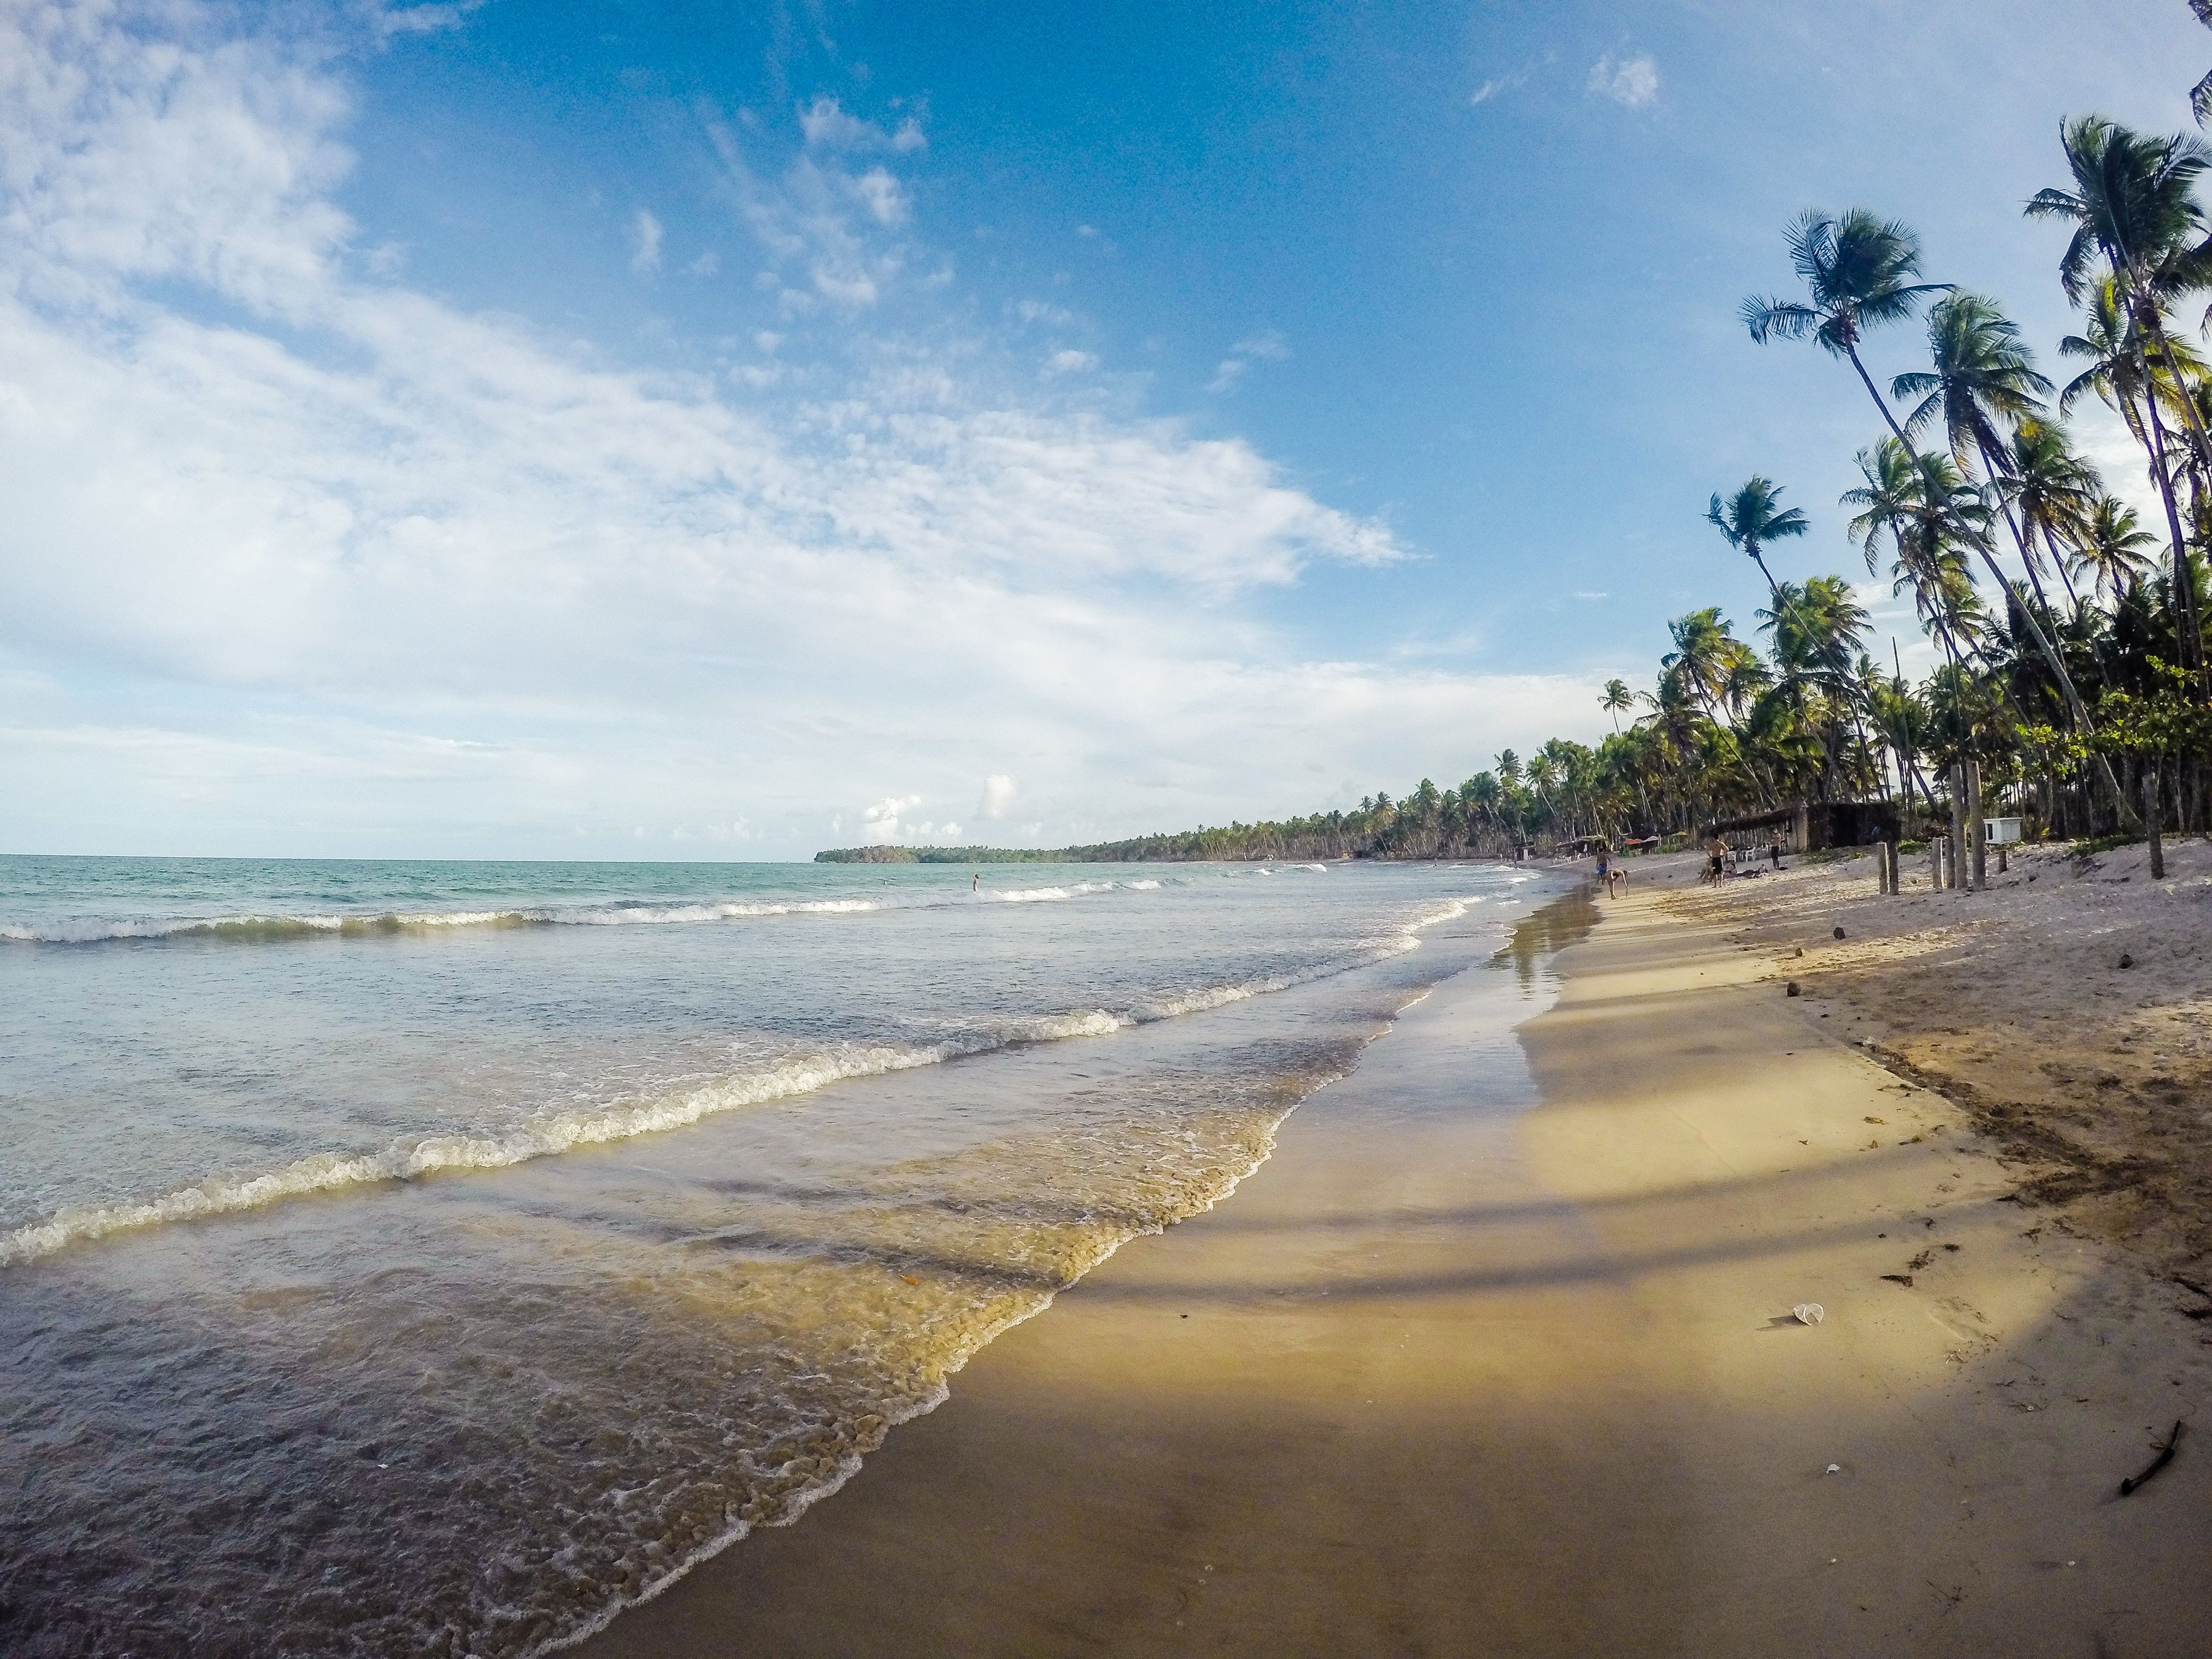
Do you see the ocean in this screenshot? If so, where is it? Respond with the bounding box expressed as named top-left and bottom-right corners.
top-left (0, 854), bottom-right (1556, 1656)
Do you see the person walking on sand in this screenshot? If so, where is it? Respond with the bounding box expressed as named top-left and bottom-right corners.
top-left (1593, 844), bottom-right (1611, 897)
top-left (1768, 838), bottom-right (1783, 871)
top-left (1705, 835), bottom-right (1728, 886)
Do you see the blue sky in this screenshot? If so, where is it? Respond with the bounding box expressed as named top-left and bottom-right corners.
top-left (2, 1), bottom-right (2205, 857)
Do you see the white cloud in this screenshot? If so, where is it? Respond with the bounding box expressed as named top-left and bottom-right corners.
top-left (1208, 329), bottom-right (1288, 393)
top-left (629, 208), bottom-right (662, 274)
top-left (0, 0), bottom-right (1584, 860)
top-left (979, 775), bottom-right (1018, 818)
top-left (845, 166), bottom-right (907, 227)
top-left (1588, 53), bottom-right (1660, 109)
top-left (710, 115), bottom-right (914, 307)
top-left (686, 251), bottom-right (719, 277)
top-left (860, 794), bottom-right (922, 840)
top-left (1043, 348), bottom-right (1097, 375)
top-left (375, 4), bottom-right (476, 38)
top-left (799, 96), bottom-right (925, 155)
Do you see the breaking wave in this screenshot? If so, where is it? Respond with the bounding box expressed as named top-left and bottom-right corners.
top-left (0, 894), bottom-right (1482, 1270)
top-left (1, 878), bottom-right (1199, 945)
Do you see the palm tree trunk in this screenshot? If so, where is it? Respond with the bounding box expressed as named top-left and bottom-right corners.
top-left (2127, 331), bottom-right (2206, 675)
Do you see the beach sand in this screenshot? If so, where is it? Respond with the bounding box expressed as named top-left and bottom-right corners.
top-left (575, 870), bottom-right (2212, 1657)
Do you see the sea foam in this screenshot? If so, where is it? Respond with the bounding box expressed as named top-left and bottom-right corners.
top-left (0, 891), bottom-right (1483, 1269)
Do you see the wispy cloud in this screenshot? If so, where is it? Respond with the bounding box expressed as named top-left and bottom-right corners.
top-left (1588, 53), bottom-right (1660, 109)
top-left (798, 96), bottom-right (925, 154)
top-left (628, 208), bottom-right (662, 274)
top-left (1470, 68), bottom-right (1530, 107)
top-left (1208, 329), bottom-right (1289, 394)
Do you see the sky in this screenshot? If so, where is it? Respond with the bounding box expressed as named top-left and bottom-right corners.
top-left (2, 0), bottom-right (2207, 859)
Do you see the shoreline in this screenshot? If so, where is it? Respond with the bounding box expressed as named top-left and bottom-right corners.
top-left (574, 873), bottom-right (2212, 1657)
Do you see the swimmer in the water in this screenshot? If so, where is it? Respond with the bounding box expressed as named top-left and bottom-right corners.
top-left (972, 873), bottom-right (980, 893)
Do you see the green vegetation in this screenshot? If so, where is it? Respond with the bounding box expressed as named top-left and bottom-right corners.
top-left (813, 846), bottom-right (1072, 863)
top-left (822, 23), bottom-right (2212, 866)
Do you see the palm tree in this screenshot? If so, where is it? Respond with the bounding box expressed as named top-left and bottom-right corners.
top-left (1997, 419), bottom-right (2102, 619)
top-left (1601, 678), bottom-right (1634, 733)
top-left (1742, 209), bottom-right (1949, 428)
top-left (1706, 476), bottom-right (1809, 595)
top-left (2194, 0), bottom-right (2212, 127)
top-left (1749, 206), bottom-right (2131, 821)
top-left (2070, 495), bottom-right (2157, 607)
top-left (1661, 608), bottom-right (1739, 724)
top-left (2028, 115), bottom-right (2212, 664)
top-left (1842, 445), bottom-right (1988, 667)
top-left (1761, 575), bottom-right (1870, 688)
top-left (1892, 291), bottom-right (2080, 641)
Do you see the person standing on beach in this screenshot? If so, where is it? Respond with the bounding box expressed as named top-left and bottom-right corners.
top-left (1705, 836), bottom-right (1728, 885)
top-left (1594, 845), bottom-right (1611, 896)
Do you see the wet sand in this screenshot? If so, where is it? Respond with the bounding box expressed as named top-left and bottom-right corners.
top-left (575, 879), bottom-right (2212, 1657)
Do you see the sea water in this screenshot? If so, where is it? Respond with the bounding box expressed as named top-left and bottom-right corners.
top-left (0, 855), bottom-right (1551, 1657)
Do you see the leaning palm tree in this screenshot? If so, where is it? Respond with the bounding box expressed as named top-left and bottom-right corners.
top-left (1706, 476), bottom-right (1809, 596)
top-left (1742, 209), bottom-right (1950, 422)
top-left (1892, 291), bottom-right (2072, 629)
top-left (1748, 206), bottom-right (2132, 821)
top-left (2028, 115), bottom-right (2212, 665)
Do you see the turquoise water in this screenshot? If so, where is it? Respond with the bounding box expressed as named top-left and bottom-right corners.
top-left (0, 855), bottom-right (1546, 1656)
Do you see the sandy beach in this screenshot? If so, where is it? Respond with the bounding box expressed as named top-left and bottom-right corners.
top-left (575, 864), bottom-right (2212, 1658)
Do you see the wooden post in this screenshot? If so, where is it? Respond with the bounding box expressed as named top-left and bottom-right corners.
top-left (1966, 759), bottom-right (1985, 892)
top-left (1876, 841), bottom-right (1890, 894)
top-left (2147, 763), bottom-right (2166, 880)
top-left (1890, 841), bottom-right (1902, 893)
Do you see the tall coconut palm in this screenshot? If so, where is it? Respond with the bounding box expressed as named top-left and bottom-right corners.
top-left (1742, 210), bottom-right (1950, 429)
top-left (2028, 115), bottom-right (2212, 665)
top-left (1706, 476), bottom-right (1809, 595)
top-left (1892, 291), bottom-right (2072, 630)
top-left (1749, 206), bottom-right (2131, 820)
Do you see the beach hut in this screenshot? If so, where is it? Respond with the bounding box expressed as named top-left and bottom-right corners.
top-left (1700, 801), bottom-right (1901, 856)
